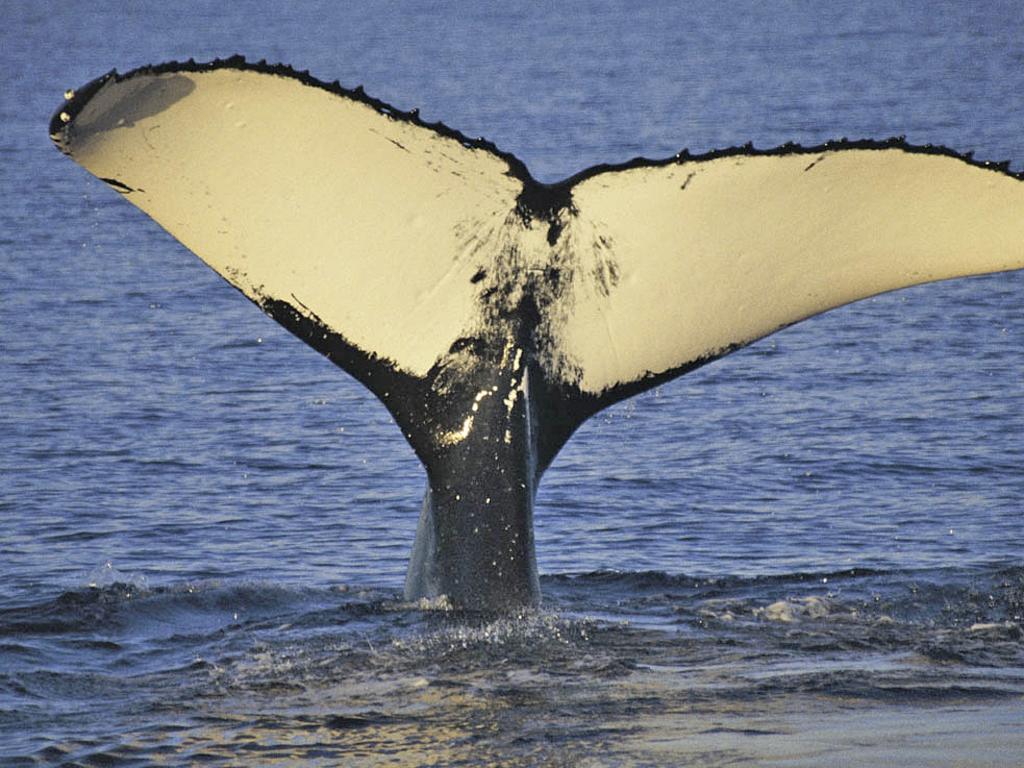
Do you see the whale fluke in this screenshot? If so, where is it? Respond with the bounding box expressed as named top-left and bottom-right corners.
top-left (50, 58), bottom-right (1024, 608)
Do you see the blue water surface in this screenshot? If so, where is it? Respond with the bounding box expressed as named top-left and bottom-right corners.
top-left (2, 2), bottom-right (1023, 765)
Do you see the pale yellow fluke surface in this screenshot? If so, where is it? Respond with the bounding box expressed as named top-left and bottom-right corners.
top-left (60, 68), bottom-right (523, 375)
top-left (560, 149), bottom-right (1024, 393)
top-left (58, 70), bottom-right (1024, 396)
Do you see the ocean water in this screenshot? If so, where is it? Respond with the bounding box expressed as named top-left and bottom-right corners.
top-left (2, 1), bottom-right (1023, 765)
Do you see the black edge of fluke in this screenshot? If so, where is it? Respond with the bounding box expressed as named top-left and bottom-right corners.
top-left (50, 55), bottom-right (1024, 201)
top-left (100, 177), bottom-right (134, 193)
top-left (255, 292), bottom-right (441, 463)
top-left (551, 134), bottom-right (1024, 192)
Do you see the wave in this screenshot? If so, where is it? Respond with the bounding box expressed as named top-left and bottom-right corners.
top-left (3, 565), bottom-right (1022, 768)
top-left (4, 561), bottom-right (1021, 635)
top-left (0, 580), bottom-right (396, 640)
top-left (2, 562), bottom-right (1021, 713)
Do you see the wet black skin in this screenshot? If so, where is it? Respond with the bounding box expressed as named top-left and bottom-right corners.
top-left (404, 353), bottom-right (542, 608)
top-left (399, 295), bottom-right (573, 609)
top-left (258, 292), bottom-right (586, 610)
top-left (260, 282), bottom-right (587, 609)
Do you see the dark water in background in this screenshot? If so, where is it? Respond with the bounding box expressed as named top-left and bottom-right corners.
top-left (2, 1), bottom-right (1024, 764)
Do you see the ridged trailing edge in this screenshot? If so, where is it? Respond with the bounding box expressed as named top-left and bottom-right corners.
top-left (50, 55), bottom-right (1024, 182)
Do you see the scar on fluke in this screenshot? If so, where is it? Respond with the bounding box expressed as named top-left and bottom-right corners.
top-left (50, 56), bottom-right (1024, 610)
top-left (803, 155), bottom-right (826, 172)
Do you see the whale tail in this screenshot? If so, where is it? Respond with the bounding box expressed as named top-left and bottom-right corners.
top-left (51, 58), bottom-right (1024, 608)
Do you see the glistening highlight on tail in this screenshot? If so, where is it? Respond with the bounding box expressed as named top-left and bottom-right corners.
top-left (50, 57), bottom-right (1024, 608)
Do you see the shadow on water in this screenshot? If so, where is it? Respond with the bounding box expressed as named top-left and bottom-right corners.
top-left (2, 564), bottom-right (1022, 765)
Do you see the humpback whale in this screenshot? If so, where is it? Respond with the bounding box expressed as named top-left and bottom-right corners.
top-left (50, 57), bottom-right (1024, 609)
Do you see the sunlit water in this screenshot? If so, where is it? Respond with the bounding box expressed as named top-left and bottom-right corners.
top-left (2, 2), bottom-right (1023, 765)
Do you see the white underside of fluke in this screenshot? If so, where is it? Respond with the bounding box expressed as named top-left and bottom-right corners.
top-left (560, 151), bottom-right (1024, 392)
top-left (59, 68), bottom-right (523, 377)
top-left (54, 62), bottom-right (1024, 398)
